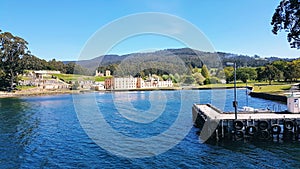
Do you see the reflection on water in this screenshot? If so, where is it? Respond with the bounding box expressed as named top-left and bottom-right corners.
top-left (112, 91), bottom-right (169, 123)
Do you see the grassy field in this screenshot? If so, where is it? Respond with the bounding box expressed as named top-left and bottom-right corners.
top-left (94, 76), bottom-right (112, 82)
top-left (198, 83), bottom-right (247, 88)
top-left (51, 74), bottom-right (112, 82)
top-left (21, 73), bottom-right (112, 83)
top-left (52, 74), bottom-right (91, 82)
top-left (199, 82), bottom-right (292, 94)
top-left (52, 74), bottom-right (92, 82)
top-left (16, 85), bottom-right (36, 90)
top-left (252, 84), bottom-right (291, 93)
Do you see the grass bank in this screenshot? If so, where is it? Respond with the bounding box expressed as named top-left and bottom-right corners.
top-left (52, 74), bottom-right (111, 82)
top-left (198, 82), bottom-right (291, 94)
top-left (252, 84), bottom-right (291, 94)
top-left (248, 83), bottom-right (292, 103)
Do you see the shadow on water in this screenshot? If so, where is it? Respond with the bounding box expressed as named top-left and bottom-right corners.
top-left (0, 98), bottom-right (40, 168)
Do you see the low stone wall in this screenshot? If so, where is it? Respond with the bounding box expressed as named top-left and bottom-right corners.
top-left (249, 92), bottom-right (287, 103)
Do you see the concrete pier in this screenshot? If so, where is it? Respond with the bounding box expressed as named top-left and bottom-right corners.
top-left (193, 104), bottom-right (300, 142)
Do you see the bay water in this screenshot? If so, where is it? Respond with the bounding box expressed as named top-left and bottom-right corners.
top-left (1, 89), bottom-right (299, 168)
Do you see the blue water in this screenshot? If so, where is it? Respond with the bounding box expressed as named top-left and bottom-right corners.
top-left (0, 89), bottom-right (299, 168)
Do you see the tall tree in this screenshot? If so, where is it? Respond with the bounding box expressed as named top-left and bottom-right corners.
top-left (0, 31), bottom-right (30, 90)
top-left (236, 67), bottom-right (257, 83)
top-left (256, 67), bottom-right (266, 82)
top-left (48, 59), bottom-right (66, 73)
top-left (201, 64), bottom-right (210, 78)
top-left (183, 75), bottom-right (195, 84)
top-left (272, 60), bottom-right (287, 80)
top-left (224, 66), bottom-right (234, 83)
top-left (271, 0), bottom-right (300, 48)
top-left (263, 65), bottom-right (281, 85)
top-left (65, 62), bottom-right (76, 74)
top-left (285, 59), bottom-right (300, 81)
top-left (21, 54), bottom-right (48, 70)
top-left (193, 72), bottom-right (205, 85)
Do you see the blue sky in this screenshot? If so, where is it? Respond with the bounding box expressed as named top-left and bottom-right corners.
top-left (1, 0), bottom-right (298, 61)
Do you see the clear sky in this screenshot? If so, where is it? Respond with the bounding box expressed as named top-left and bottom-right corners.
top-left (1, 0), bottom-right (299, 61)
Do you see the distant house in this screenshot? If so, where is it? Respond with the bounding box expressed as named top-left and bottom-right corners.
top-left (40, 79), bottom-right (70, 89)
top-left (220, 79), bottom-right (227, 84)
top-left (20, 70), bottom-right (70, 89)
top-left (105, 70), bottom-right (111, 76)
top-left (95, 70), bottom-right (104, 77)
top-left (95, 70), bottom-right (111, 77)
top-left (19, 78), bottom-right (69, 89)
top-left (78, 80), bottom-right (94, 90)
top-left (33, 70), bottom-right (61, 79)
top-left (91, 82), bottom-right (105, 91)
top-left (142, 78), bottom-right (173, 88)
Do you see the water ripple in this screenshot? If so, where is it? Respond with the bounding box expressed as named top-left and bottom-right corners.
top-left (0, 90), bottom-right (298, 168)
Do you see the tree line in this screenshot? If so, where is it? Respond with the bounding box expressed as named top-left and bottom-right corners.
top-left (224, 59), bottom-right (300, 85)
top-left (87, 48), bottom-right (287, 72)
top-left (21, 55), bottom-right (90, 75)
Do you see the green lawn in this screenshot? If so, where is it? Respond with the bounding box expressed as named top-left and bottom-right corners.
top-left (252, 84), bottom-right (291, 93)
top-left (16, 85), bottom-right (36, 90)
top-left (199, 81), bottom-right (292, 94)
top-left (52, 74), bottom-right (111, 82)
top-left (94, 76), bottom-right (112, 82)
top-left (52, 74), bottom-right (94, 82)
top-left (20, 76), bottom-right (32, 80)
top-left (197, 83), bottom-right (246, 88)
top-left (20, 73), bottom-right (112, 83)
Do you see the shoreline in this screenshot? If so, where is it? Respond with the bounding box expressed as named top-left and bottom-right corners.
top-left (0, 86), bottom-right (243, 98)
top-left (105, 86), bottom-right (251, 92)
top-left (0, 89), bottom-right (81, 98)
top-left (249, 92), bottom-right (287, 103)
top-left (0, 86), bottom-right (282, 101)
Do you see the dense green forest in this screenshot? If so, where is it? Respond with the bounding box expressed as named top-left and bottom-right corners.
top-left (21, 55), bottom-right (91, 75)
top-left (77, 48), bottom-right (292, 71)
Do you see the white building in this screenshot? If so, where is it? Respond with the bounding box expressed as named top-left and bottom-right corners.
top-left (91, 82), bottom-right (105, 91)
top-left (33, 70), bottom-right (61, 79)
top-left (158, 79), bottom-right (173, 87)
top-left (113, 76), bottom-right (138, 90)
top-left (287, 93), bottom-right (300, 113)
top-left (95, 70), bottom-right (111, 77)
top-left (105, 76), bottom-right (173, 90)
top-left (105, 70), bottom-right (111, 76)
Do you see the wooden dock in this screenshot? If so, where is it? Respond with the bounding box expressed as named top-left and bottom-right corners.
top-left (192, 104), bottom-right (300, 142)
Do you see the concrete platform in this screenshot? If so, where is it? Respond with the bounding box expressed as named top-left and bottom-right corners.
top-left (192, 104), bottom-right (300, 142)
top-left (194, 104), bottom-right (300, 120)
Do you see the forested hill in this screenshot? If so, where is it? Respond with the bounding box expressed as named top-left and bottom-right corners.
top-left (64, 54), bottom-right (125, 70)
top-left (68, 48), bottom-right (294, 70)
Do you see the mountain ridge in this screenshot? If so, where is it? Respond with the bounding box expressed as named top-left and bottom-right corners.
top-left (63, 48), bottom-right (295, 70)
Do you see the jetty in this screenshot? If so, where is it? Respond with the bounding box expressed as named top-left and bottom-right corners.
top-left (192, 101), bottom-right (300, 142)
